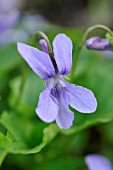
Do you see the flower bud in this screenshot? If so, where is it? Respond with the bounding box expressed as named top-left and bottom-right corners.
top-left (86, 36), bottom-right (111, 51)
top-left (39, 39), bottom-right (49, 54)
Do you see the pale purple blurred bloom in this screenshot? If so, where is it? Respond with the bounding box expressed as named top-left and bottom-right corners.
top-left (21, 15), bottom-right (49, 34)
top-left (0, 10), bottom-right (19, 32)
top-left (86, 36), bottom-right (111, 51)
top-left (103, 51), bottom-right (113, 58)
top-left (0, 0), bottom-right (20, 33)
top-left (0, 0), bottom-right (27, 45)
top-left (85, 154), bottom-right (113, 170)
top-left (0, 0), bottom-right (21, 12)
top-left (17, 33), bottom-right (97, 129)
top-left (0, 29), bottom-right (28, 45)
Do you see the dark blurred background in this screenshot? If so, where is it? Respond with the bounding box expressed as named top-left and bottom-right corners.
top-left (21, 0), bottom-right (112, 27)
top-left (1, 0), bottom-right (112, 45)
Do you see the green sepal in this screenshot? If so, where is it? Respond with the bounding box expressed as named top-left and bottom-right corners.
top-left (105, 33), bottom-right (113, 47)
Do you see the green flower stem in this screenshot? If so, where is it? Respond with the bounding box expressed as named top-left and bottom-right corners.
top-left (14, 67), bottom-right (28, 109)
top-left (70, 24), bottom-right (113, 79)
top-left (31, 31), bottom-right (53, 58)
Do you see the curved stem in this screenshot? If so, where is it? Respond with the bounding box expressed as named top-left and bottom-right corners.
top-left (70, 24), bottom-right (113, 79)
top-left (31, 31), bottom-right (53, 58)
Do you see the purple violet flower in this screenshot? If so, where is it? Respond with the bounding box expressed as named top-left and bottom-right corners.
top-left (17, 33), bottom-right (97, 129)
top-left (86, 36), bottom-right (111, 51)
top-left (85, 154), bottom-right (113, 170)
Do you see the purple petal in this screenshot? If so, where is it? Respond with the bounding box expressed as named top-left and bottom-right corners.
top-left (65, 83), bottom-right (97, 113)
top-left (53, 33), bottom-right (72, 75)
top-left (39, 39), bottom-right (49, 54)
top-left (17, 42), bottom-right (55, 80)
top-left (36, 88), bottom-right (59, 123)
top-left (56, 90), bottom-right (74, 129)
top-left (86, 36), bottom-right (111, 51)
top-left (85, 154), bottom-right (113, 170)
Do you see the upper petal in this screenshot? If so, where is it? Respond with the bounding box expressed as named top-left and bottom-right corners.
top-left (56, 89), bottom-right (74, 129)
top-left (36, 88), bottom-right (59, 123)
top-left (53, 34), bottom-right (72, 75)
top-left (85, 154), bottom-right (113, 170)
top-left (17, 42), bottom-right (55, 80)
top-left (65, 83), bottom-right (97, 113)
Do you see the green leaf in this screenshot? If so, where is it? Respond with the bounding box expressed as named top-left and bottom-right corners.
top-left (34, 157), bottom-right (84, 170)
top-left (0, 44), bottom-right (22, 74)
top-left (0, 111), bottom-right (59, 165)
top-left (0, 132), bottom-right (11, 166)
top-left (9, 71), bottom-right (44, 114)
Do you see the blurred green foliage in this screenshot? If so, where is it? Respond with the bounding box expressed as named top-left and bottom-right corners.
top-left (0, 27), bottom-right (113, 170)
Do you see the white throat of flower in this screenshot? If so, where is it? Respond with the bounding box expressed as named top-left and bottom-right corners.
top-left (45, 75), bottom-right (66, 92)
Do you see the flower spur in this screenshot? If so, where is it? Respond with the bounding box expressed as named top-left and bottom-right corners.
top-left (17, 33), bottom-right (97, 129)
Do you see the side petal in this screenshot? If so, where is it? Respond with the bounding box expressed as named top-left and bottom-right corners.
top-left (66, 83), bottom-right (97, 113)
top-left (17, 42), bottom-right (55, 80)
top-left (53, 34), bottom-right (72, 75)
top-left (56, 90), bottom-right (74, 129)
top-left (85, 154), bottom-right (113, 170)
top-left (36, 88), bottom-right (59, 123)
